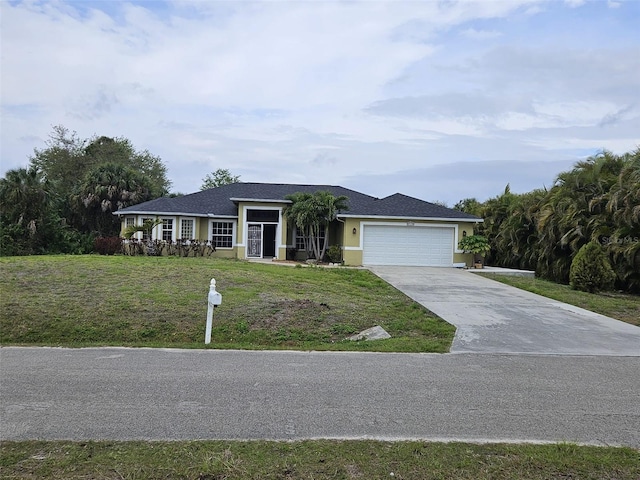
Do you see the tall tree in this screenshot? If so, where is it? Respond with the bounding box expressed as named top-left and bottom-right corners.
top-left (283, 191), bottom-right (348, 261)
top-left (537, 151), bottom-right (624, 282)
top-left (200, 168), bottom-right (240, 190)
top-left (29, 125), bottom-right (87, 203)
top-left (30, 126), bottom-right (171, 201)
top-left (453, 197), bottom-right (483, 217)
top-left (28, 125), bottom-right (171, 236)
top-left (598, 148), bottom-right (640, 290)
top-left (83, 136), bottom-right (171, 197)
top-left (73, 163), bottom-right (154, 236)
top-left (477, 149), bottom-right (638, 291)
top-left (0, 166), bottom-right (65, 255)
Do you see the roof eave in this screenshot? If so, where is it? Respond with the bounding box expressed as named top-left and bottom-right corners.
top-left (114, 211), bottom-right (212, 218)
top-left (229, 197), bottom-right (292, 204)
top-left (337, 214), bottom-right (483, 222)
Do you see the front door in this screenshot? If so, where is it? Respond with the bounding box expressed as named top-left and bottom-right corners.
top-left (263, 224), bottom-right (276, 257)
top-left (247, 224), bottom-right (262, 257)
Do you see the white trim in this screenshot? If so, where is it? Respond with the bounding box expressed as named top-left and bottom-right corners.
top-left (361, 222), bottom-right (458, 266)
top-left (179, 217), bottom-right (196, 239)
top-left (116, 211), bottom-right (211, 218)
top-left (338, 214), bottom-right (482, 223)
top-left (209, 219), bottom-right (236, 249)
top-left (230, 197), bottom-right (291, 204)
top-left (345, 222), bottom-right (463, 253)
top-left (158, 216), bottom-right (177, 242)
top-left (206, 214), bottom-right (238, 219)
top-left (241, 205), bottom-right (283, 259)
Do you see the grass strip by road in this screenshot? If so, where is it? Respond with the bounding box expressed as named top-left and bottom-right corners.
top-left (1, 440), bottom-right (638, 480)
top-left (480, 274), bottom-right (640, 327)
top-left (0, 255), bottom-right (454, 352)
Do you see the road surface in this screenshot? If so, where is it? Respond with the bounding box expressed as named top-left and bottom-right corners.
top-left (2, 347), bottom-right (639, 447)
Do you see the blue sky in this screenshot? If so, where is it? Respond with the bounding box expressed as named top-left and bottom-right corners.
top-left (1, 0), bottom-right (638, 205)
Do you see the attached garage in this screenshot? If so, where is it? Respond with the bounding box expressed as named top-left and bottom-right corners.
top-left (362, 224), bottom-right (455, 266)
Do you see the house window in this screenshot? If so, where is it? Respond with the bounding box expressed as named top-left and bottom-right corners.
top-left (162, 219), bottom-right (173, 241)
top-left (296, 228), bottom-right (325, 251)
top-left (247, 209), bottom-right (279, 222)
top-left (125, 217), bottom-right (135, 229)
top-left (181, 219), bottom-right (194, 239)
top-left (141, 217), bottom-right (153, 241)
top-left (212, 221), bottom-right (233, 248)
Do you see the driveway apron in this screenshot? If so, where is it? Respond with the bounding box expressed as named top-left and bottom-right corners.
top-left (370, 266), bottom-right (640, 356)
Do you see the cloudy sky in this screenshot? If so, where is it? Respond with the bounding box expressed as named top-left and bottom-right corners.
top-left (1, 0), bottom-right (639, 205)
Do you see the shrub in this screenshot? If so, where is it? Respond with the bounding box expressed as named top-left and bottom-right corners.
top-left (569, 241), bottom-right (616, 293)
top-left (94, 237), bottom-right (123, 255)
top-left (326, 245), bottom-right (342, 264)
top-left (458, 234), bottom-right (490, 265)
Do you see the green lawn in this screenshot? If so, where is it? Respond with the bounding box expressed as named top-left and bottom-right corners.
top-left (480, 274), bottom-right (640, 327)
top-left (2, 440), bottom-right (638, 480)
top-left (0, 255), bottom-right (454, 352)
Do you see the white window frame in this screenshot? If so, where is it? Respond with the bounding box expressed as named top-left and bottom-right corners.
top-left (180, 218), bottom-right (195, 240)
top-left (210, 220), bottom-right (235, 249)
top-left (161, 218), bottom-right (174, 242)
top-left (140, 217), bottom-right (153, 241)
top-left (240, 205), bottom-right (282, 258)
top-left (295, 226), bottom-right (325, 251)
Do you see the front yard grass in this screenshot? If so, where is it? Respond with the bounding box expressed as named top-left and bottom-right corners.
top-left (0, 255), bottom-right (454, 352)
top-left (2, 440), bottom-right (638, 480)
top-left (481, 274), bottom-right (640, 326)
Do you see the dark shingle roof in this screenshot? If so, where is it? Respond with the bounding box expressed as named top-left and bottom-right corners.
top-left (116, 183), bottom-right (480, 221)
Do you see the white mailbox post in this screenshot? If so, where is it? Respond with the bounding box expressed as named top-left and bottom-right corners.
top-left (205, 278), bottom-right (222, 344)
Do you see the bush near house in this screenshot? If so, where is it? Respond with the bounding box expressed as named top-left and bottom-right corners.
top-left (94, 237), bottom-right (123, 255)
top-left (457, 234), bottom-right (490, 265)
top-left (569, 241), bottom-right (616, 293)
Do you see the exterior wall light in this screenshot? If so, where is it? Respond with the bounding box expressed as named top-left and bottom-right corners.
top-left (462, 230), bottom-right (467, 237)
top-left (352, 227), bottom-right (357, 235)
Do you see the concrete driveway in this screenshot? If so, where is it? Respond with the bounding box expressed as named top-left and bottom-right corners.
top-left (370, 266), bottom-right (640, 356)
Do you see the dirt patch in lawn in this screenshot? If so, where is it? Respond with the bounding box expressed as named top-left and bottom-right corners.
top-left (250, 294), bottom-right (332, 330)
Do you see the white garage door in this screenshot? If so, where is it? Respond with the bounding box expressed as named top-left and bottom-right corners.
top-left (363, 225), bottom-right (454, 266)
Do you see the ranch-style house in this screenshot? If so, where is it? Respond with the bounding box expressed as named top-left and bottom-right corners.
top-left (115, 182), bottom-right (482, 267)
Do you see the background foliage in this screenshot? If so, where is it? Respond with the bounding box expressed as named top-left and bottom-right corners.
top-left (1, 126), bottom-right (170, 254)
top-left (455, 148), bottom-right (640, 292)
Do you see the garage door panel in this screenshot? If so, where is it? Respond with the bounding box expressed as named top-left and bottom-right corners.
top-left (363, 225), bottom-right (454, 266)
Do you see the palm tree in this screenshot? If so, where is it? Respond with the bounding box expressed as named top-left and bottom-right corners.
top-left (73, 163), bottom-right (153, 236)
top-left (598, 148), bottom-right (640, 290)
top-left (0, 166), bottom-right (59, 254)
top-left (283, 191), bottom-right (348, 261)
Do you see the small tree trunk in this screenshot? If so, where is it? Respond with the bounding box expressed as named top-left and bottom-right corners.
top-left (319, 224), bottom-right (329, 261)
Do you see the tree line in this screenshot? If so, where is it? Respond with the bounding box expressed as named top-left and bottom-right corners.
top-left (455, 148), bottom-right (640, 293)
top-left (2, 126), bottom-right (638, 293)
top-left (0, 126), bottom-right (172, 255)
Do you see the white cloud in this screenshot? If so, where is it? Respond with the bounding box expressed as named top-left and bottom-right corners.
top-left (1, 0), bottom-right (638, 206)
top-left (460, 28), bottom-right (502, 40)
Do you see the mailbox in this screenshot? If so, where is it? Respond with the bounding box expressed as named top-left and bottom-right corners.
top-left (208, 279), bottom-right (222, 306)
top-left (205, 278), bottom-right (222, 344)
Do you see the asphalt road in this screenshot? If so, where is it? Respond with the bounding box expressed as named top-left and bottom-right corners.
top-left (2, 347), bottom-right (639, 447)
